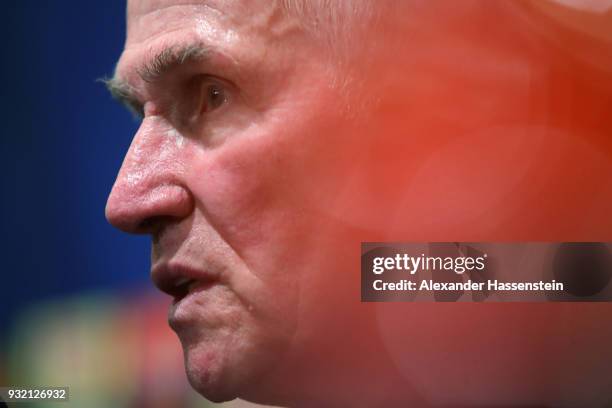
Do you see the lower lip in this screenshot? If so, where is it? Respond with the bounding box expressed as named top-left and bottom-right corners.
top-left (168, 282), bottom-right (218, 329)
top-left (173, 280), bottom-right (216, 306)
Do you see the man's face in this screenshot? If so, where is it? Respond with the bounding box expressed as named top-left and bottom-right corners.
top-left (107, 0), bottom-right (612, 405)
top-left (106, 0), bottom-right (368, 403)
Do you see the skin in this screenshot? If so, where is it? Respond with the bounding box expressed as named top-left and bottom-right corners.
top-left (106, 1), bottom-right (612, 407)
top-left (107, 1), bottom-right (397, 405)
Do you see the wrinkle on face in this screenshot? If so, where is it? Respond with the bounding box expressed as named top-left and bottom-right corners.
top-left (127, 1), bottom-right (225, 44)
top-left (111, 0), bottom-right (351, 403)
top-left (127, 0), bottom-right (303, 53)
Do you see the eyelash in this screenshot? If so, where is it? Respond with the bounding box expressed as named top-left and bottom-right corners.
top-left (125, 75), bottom-right (231, 124)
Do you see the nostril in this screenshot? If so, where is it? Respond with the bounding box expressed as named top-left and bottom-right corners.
top-left (106, 184), bottom-right (194, 234)
top-left (136, 215), bottom-right (173, 235)
top-left (137, 217), bottom-right (158, 233)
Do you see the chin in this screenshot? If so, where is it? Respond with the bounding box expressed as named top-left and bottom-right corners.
top-left (183, 346), bottom-right (241, 403)
top-left (180, 335), bottom-right (288, 405)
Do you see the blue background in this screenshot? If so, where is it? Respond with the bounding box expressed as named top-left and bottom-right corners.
top-left (0, 2), bottom-right (149, 338)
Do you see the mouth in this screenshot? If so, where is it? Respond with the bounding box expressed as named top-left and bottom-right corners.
top-left (151, 262), bottom-right (218, 303)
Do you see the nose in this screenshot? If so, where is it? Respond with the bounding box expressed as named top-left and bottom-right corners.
top-left (105, 118), bottom-right (194, 234)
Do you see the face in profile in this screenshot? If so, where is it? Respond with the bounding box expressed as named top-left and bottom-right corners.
top-left (105, 0), bottom-right (370, 403)
top-left (106, 0), bottom-right (612, 406)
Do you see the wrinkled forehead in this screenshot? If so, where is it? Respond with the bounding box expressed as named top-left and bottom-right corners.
top-left (116, 0), bottom-right (306, 89)
top-left (126, 0), bottom-right (287, 44)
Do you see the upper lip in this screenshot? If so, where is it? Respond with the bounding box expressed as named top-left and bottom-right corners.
top-left (151, 261), bottom-right (218, 301)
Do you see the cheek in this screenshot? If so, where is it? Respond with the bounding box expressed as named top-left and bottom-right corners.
top-left (184, 109), bottom-right (360, 329)
top-left (185, 132), bottom-right (308, 324)
top-left (186, 98), bottom-right (350, 255)
top-left (187, 140), bottom-right (294, 251)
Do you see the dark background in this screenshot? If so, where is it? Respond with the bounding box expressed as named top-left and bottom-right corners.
top-left (0, 2), bottom-right (149, 343)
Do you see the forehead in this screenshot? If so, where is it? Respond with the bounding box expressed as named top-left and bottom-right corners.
top-left (117, 0), bottom-right (302, 83)
top-left (125, 0), bottom-right (290, 44)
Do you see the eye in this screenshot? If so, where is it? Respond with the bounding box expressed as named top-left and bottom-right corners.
top-left (201, 81), bottom-right (227, 114)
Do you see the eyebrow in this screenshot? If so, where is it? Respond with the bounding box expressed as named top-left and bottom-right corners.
top-left (102, 41), bottom-right (212, 117)
top-left (138, 42), bottom-right (211, 83)
top-left (102, 76), bottom-right (144, 118)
